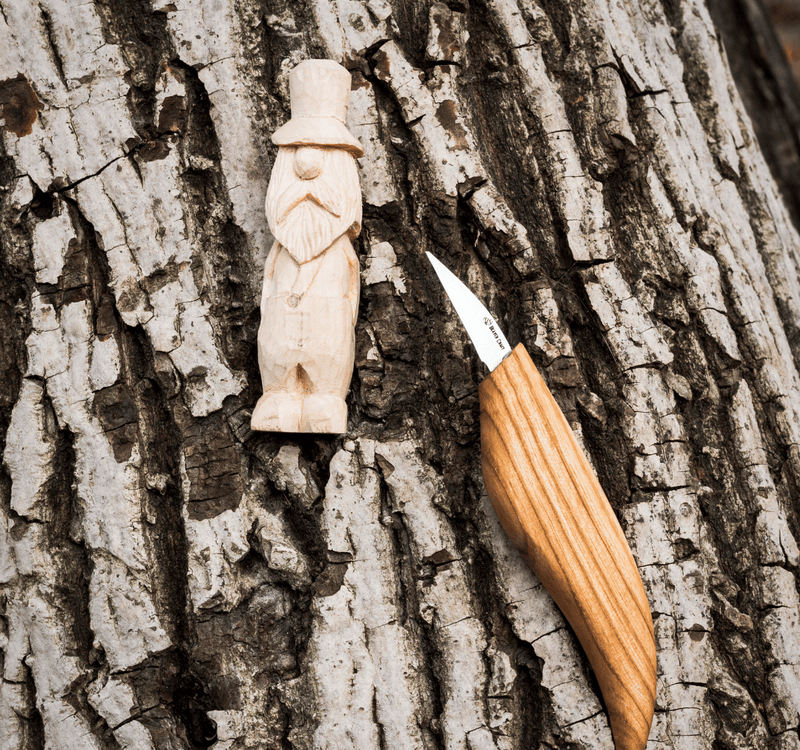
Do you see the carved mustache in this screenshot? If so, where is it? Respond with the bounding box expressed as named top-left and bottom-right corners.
top-left (275, 175), bottom-right (342, 223)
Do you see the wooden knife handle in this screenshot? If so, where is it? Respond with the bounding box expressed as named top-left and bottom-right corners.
top-left (479, 344), bottom-right (656, 750)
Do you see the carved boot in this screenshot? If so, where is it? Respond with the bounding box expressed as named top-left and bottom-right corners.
top-left (300, 394), bottom-right (347, 434)
top-left (251, 391), bottom-right (303, 432)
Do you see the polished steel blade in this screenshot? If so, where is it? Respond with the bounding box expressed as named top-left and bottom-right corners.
top-left (426, 252), bottom-right (511, 372)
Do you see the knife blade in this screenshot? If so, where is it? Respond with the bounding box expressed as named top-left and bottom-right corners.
top-left (427, 252), bottom-right (657, 750)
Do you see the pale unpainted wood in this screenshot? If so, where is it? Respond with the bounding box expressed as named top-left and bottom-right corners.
top-left (480, 344), bottom-right (657, 750)
top-left (252, 234), bottom-right (360, 433)
top-left (251, 60), bottom-right (363, 434)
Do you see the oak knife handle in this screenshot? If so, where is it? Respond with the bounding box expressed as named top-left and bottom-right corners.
top-left (479, 344), bottom-right (656, 750)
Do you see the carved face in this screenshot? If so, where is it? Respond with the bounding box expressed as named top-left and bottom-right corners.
top-left (266, 145), bottom-right (362, 264)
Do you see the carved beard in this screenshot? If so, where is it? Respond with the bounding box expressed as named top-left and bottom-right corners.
top-left (266, 146), bottom-right (362, 264)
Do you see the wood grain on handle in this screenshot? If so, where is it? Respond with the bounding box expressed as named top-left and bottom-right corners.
top-left (480, 344), bottom-right (656, 750)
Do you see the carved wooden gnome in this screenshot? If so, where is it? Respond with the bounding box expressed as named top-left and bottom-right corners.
top-left (252, 60), bottom-right (364, 433)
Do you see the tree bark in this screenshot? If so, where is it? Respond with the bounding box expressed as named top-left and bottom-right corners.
top-left (2, 0), bottom-right (800, 748)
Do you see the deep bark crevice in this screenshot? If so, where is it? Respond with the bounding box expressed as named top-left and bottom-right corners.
top-left (709, 0), bottom-right (800, 228)
top-left (94, 0), bottom-right (176, 141)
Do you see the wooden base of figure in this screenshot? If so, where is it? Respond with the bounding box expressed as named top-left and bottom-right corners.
top-left (251, 391), bottom-right (347, 434)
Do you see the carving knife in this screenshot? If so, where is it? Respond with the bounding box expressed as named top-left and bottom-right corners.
top-left (427, 252), bottom-right (657, 750)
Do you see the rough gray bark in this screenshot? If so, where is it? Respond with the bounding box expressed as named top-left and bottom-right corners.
top-left (1, 0), bottom-right (800, 749)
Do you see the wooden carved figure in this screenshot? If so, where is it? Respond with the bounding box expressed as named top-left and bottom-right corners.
top-left (252, 60), bottom-right (364, 434)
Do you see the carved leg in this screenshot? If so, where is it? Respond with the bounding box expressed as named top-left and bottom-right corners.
top-left (253, 298), bottom-right (306, 433)
top-left (295, 298), bottom-right (354, 434)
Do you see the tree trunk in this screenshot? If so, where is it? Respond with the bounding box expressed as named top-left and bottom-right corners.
top-left (2, 0), bottom-right (800, 748)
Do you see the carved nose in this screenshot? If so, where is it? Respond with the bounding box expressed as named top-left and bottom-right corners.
top-left (294, 147), bottom-right (324, 180)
